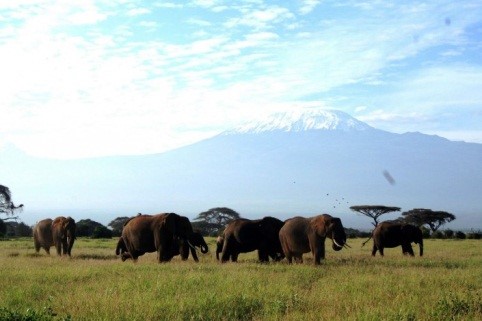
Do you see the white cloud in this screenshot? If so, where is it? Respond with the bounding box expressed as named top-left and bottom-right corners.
top-left (299, 0), bottom-right (320, 15)
top-left (126, 7), bottom-right (150, 17)
top-left (225, 6), bottom-right (294, 29)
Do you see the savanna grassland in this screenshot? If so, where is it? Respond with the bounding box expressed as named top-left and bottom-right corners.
top-left (0, 237), bottom-right (481, 321)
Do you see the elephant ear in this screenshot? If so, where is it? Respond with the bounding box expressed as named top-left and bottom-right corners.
top-left (311, 216), bottom-right (328, 237)
top-left (162, 213), bottom-right (177, 238)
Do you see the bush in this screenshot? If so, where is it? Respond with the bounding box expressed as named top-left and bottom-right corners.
top-left (91, 226), bottom-right (113, 239)
top-left (444, 229), bottom-right (454, 238)
top-left (454, 231), bottom-right (466, 239)
top-left (431, 230), bottom-right (445, 239)
top-left (467, 230), bottom-right (481, 239)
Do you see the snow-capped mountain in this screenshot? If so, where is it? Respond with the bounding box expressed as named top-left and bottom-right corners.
top-left (2, 109), bottom-right (482, 229)
top-left (226, 109), bottom-right (373, 134)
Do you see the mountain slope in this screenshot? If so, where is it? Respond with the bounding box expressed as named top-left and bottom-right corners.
top-left (1, 110), bottom-right (481, 229)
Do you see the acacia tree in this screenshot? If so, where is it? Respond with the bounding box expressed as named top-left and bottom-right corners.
top-left (401, 208), bottom-right (456, 233)
top-left (192, 207), bottom-right (241, 236)
top-left (108, 216), bottom-right (131, 236)
top-left (350, 205), bottom-right (401, 227)
top-left (0, 184), bottom-right (23, 221)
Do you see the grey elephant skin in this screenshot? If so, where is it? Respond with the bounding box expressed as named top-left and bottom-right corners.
top-left (372, 221), bottom-right (423, 256)
top-left (33, 216), bottom-right (76, 256)
top-left (220, 217), bottom-right (285, 263)
top-left (116, 213), bottom-right (197, 262)
top-left (279, 214), bottom-right (346, 265)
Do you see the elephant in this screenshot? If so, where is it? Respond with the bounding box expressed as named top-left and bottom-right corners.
top-left (371, 221), bottom-right (423, 257)
top-left (116, 213), bottom-right (197, 263)
top-left (279, 214), bottom-right (347, 265)
top-left (33, 216), bottom-right (76, 256)
top-left (116, 231), bottom-right (208, 261)
top-left (219, 216), bottom-right (285, 263)
top-left (171, 231), bottom-right (209, 261)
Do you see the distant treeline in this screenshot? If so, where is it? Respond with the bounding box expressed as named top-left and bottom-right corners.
top-left (0, 219), bottom-right (480, 240)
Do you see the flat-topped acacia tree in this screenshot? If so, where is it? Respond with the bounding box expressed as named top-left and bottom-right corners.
top-left (401, 208), bottom-right (456, 233)
top-left (350, 205), bottom-right (401, 227)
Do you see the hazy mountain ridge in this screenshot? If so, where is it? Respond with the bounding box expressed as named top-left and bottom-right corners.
top-left (1, 110), bottom-right (481, 229)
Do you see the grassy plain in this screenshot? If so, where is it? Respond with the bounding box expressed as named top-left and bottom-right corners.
top-left (0, 237), bottom-right (481, 321)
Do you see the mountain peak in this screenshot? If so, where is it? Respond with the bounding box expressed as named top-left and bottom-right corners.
top-left (225, 109), bottom-right (373, 134)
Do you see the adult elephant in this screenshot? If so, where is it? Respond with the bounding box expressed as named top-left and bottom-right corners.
top-left (117, 213), bottom-right (197, 263)
top-left (372, 221), bottom-right (423, 257)
top-left (220, 217), bottom-right (285, 263)
top-left (116, 230), bottom-right (208, 262)
top-left (279, 214), bottom-right (347, 265)
top-left (33, 216), bottom-right (76, 256)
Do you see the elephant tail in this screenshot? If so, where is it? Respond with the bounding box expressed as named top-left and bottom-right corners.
top-left (361, 235), bottom-right (373, 247)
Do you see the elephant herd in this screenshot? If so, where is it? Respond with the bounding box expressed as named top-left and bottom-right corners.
top-left (32, 213), bottom-right (424, 265)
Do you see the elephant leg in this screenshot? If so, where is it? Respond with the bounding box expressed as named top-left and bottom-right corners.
top-left (311, 238), bottom-right (325, 265)
top-left (43, 246), bottom-right (50, 255)
top-left (231, 253), bottom-right (239, 262)
top-left (372, 244), bottom-right (378, 256)
top-left (221, 250), bottom-right (231, 263)
top-left (258, 250), bottom-right (269, 263)
top-left (402, 243), bottom-right (414, 256)
top-left (34, 240), bottom-right (41, 253)
top-left (55, 241), bottom-right (62, 256)
top-left (285, 253), bottom-right (293, 264)
top-left (158, 247), bottom-right (171, 263)
top-left (294, 255), bottom-right (303, 264)
top-left (121, 252), bottom-right (133, 261)
top-left (313, 249), bottom-right (323, 265)
top-left (221, 239), bottom-right (234, 263)
top-left (62, 241), bottom-right (68, 256)
top-left (379, 247), bottom-right (384, 256)
top-left (190, 246), bottom-right (199, 262)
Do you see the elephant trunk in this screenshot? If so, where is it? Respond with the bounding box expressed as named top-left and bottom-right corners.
top-left (200, 243), bottom-right (209, 254)
top-left (332, 229), bottom-right (347, 252)
top-left (187, 239), bottom-right (197, 251)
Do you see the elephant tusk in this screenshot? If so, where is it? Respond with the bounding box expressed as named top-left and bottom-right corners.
top-left (333, 239), bottom-right (344, 248)
top-left (187, 240), bottom-right (196, 250)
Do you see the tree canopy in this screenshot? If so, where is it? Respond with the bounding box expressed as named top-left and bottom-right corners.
top-left (192, 207), bottom-right (241, 236)
top-left (350, 205), bottom-right (401, 226)
top-left (401, 208), bottom-right (456, 233)
top-left (108, 216), bottom-right (130, 236)
top-left (76, 219), bottom-right (112, 238)
top-left (1, 184), bottom-right (24, 220)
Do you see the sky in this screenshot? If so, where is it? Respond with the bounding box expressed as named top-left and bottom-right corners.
top-left (1, 0), bottom-right (481, 159)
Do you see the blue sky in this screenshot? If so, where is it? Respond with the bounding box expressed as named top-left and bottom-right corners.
top-left (1, 0), bottom-right (481, 159)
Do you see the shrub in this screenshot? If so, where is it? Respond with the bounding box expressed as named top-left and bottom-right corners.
top-left (454, 231), bottom-right (466, 239)
top-left (91, 226), bottom-right (113, 239)
top-left (444, 229), bottom-right (454, 238)
top-left (467, 230), bottom-right (481, 239)
top-left (431, 230), bottom-right (445, 239)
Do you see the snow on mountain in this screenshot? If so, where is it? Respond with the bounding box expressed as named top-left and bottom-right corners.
top-left (226, 109), bottom-right (373, 134)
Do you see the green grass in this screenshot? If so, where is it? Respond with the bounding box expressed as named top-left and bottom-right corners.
top-left (0, 237), bottom-right (481, 320)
